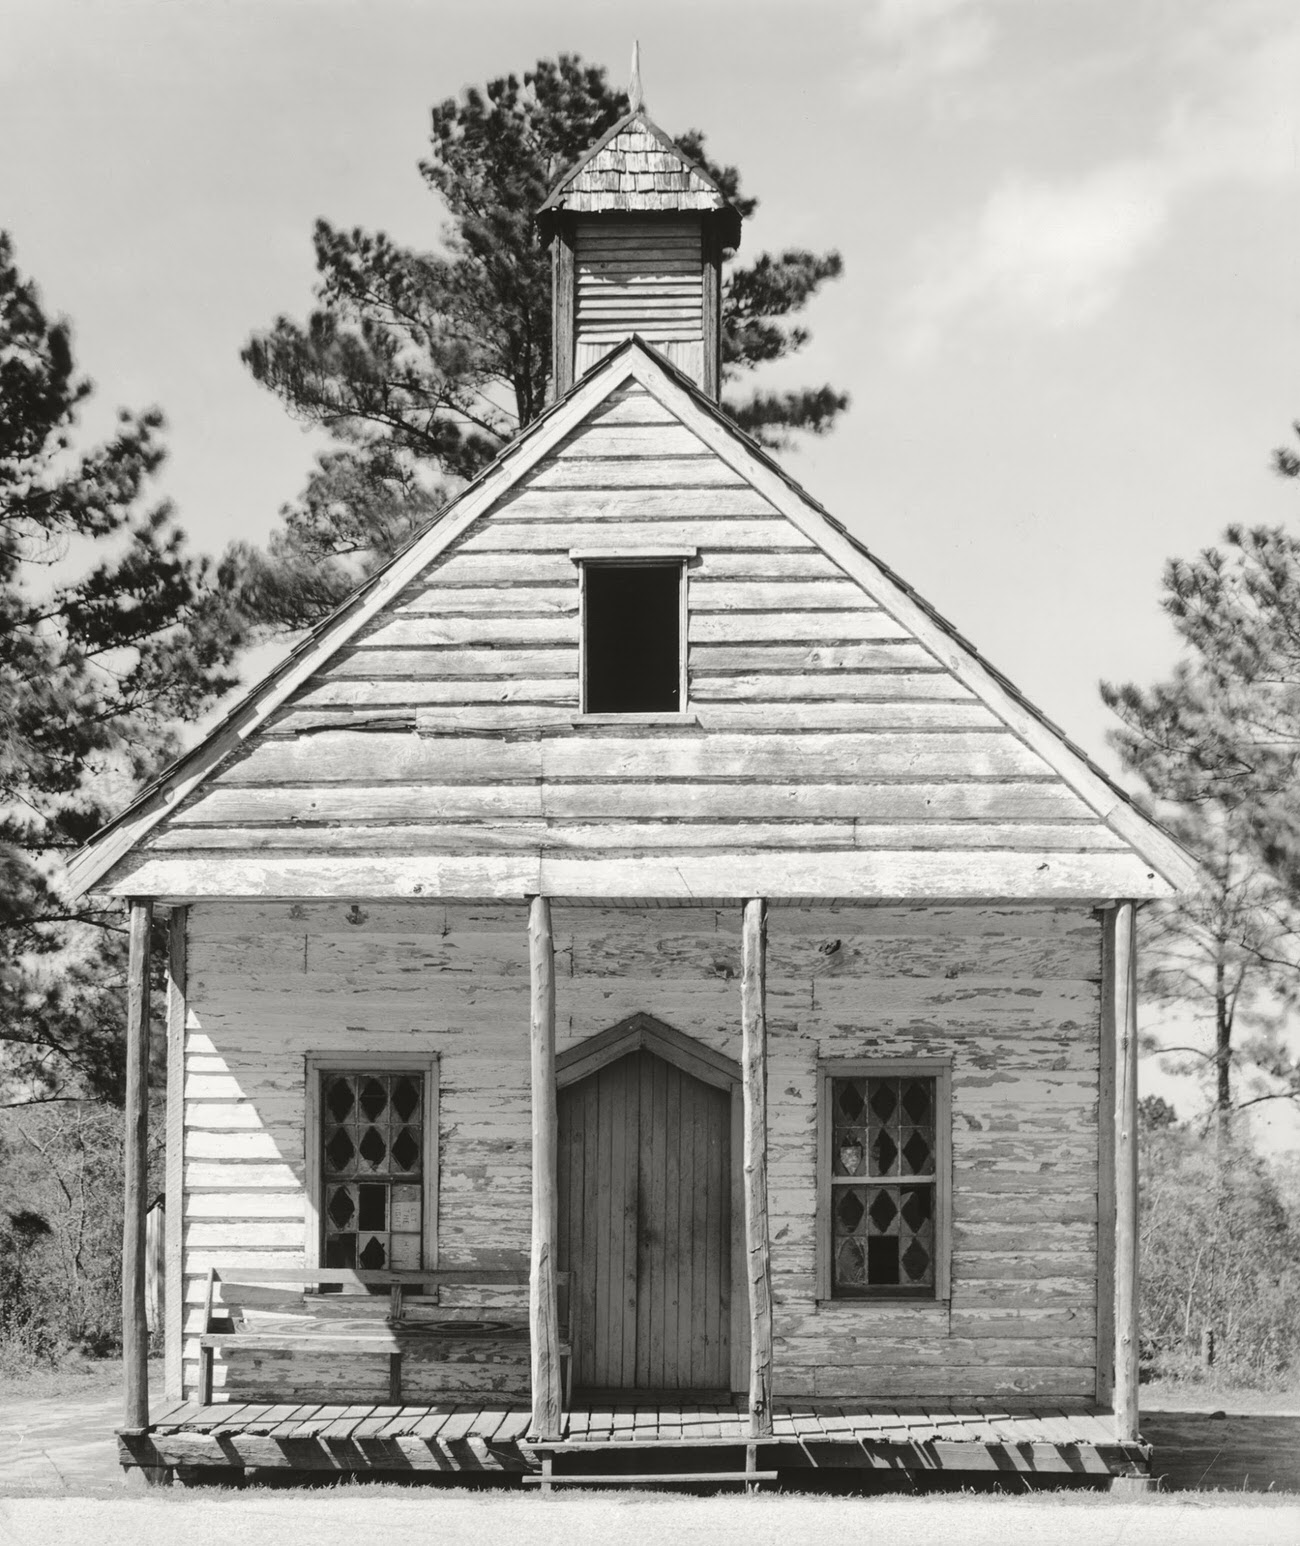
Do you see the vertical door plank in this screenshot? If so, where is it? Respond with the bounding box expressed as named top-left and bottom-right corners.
top-left (690, 1080), bottom-right (712, 1389)
top-left (704, 1081), bottom-right (727, 1390)
top-left (674, 1063), bottom-right (696, 1389)
top-left (634, 1054), bottom-right (651, 1389)
top-left (662, 1059), bottom-right (683, 1390)
top-left (578, 1076), bottom-right (600, 1389)
top-left (642, 1054), bottom-right (668, 1389)
top-left (594, 1065), bottom-right (616, 1389)
top-left (619, 1056), bottom-right (642, 1389)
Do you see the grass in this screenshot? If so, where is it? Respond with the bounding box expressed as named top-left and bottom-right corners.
top-left (1142, 1375), bottom-right (1300, 1414)
top-left (0, 1352), bottom-right (163, 1405)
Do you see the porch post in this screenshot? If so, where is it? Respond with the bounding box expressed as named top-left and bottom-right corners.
top-left (741, 898), bottom-right (774, 1437)
top-left (1110, 901), bottom-right (1141, 1444)
top-left (528, 895), bottom-right (562, 1439)
top-left (122, 898), bottom-right (153, 1432)
top-left (164, 908), bottom-right (188, 1402)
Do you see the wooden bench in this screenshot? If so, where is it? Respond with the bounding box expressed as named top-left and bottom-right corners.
top-left (198, 1267), bottom-right (571, 1407)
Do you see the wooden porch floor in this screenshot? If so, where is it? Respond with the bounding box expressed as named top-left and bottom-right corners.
top-left (120, 1399), bottom-right (1151, 1483)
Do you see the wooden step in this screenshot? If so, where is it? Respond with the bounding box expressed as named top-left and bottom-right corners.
top-left (522, 1470), bottom-right (778, 1488)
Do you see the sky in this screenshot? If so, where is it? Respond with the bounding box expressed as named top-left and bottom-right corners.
top-left (4, 0), bottom-right (1299, 1141)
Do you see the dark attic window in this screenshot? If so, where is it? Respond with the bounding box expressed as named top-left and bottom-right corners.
top-left (583, 563), bottom-right (682, 713)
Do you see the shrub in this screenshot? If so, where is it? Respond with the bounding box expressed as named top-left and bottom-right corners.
top-left (1140, 1119), bottom-right (1300, 1386)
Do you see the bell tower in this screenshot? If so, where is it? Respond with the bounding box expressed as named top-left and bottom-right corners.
top-left (538, 66), bottom-right (741, 400)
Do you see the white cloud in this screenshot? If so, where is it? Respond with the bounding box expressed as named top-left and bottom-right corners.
top-left (907, 163), bottom-right (1167, 347)
top-left (902, 11), bottom-right (1300, 354)
top-left (854, 0), bottom-right (1007, 95)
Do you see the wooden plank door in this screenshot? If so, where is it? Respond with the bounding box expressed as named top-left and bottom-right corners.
top-left (558, 1048), bottom-right (731, 1393)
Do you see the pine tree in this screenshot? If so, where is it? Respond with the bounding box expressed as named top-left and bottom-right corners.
top-left (1103, 511), bottom-right (1300, 1129)
top-left (229, 55), bottom-right (848, 631)
top-left (0, 233), bottom-right (244, 1104)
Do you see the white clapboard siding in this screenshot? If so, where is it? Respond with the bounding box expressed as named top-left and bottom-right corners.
top-left (132, 380), bottom-right (1159, 894)
top-left (179, 899), bottom-right (1102, 1402)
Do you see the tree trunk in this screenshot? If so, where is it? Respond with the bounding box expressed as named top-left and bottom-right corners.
top-left (1213, 955), bottom-right (1232, 1153)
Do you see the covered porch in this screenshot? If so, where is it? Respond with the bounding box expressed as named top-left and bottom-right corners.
top-left (120, 1397), bottom-right (1150, 1489)
top-left (116, 894), bottom-right (1149, 1488)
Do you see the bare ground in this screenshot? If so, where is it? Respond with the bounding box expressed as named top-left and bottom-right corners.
top-left (1, 1491), bottom-right (1298, 1546)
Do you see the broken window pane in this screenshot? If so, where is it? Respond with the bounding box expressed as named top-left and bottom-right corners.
top-left (321, 1070), bottom-right (424, 1288)
top-left (830, 1073), bottom-right (938, 1299)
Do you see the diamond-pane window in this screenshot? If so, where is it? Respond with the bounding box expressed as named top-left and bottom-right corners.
top-left (869, 1189), bottom-right (898, 1233)
top-left (900, 1185), bottom-right (932, 1231)
top-left (834, 1188), bottom-right (866, 1233)
top-left (828, 1070), bottom-right (940, 1300)
top-left (902, 1241), bottom-right (932, 1283)
top-left (871, 1131), bottom-right (898, 1176)
top-left (835, 1080), bottom-right (865, 1123)
top-left (325, 1129), bottom-right (355, 1174)
top-left (325, 1078), bottom-right (354, 1123)
top-left (359, 1126), bottom-right (387, 1168)
top-left (319, 1069), bottom-right (425, 1290)
top-left (901, 1080), bottom-right (931, 1123)
top-left (392, 1077), bottom-right (420, 1123)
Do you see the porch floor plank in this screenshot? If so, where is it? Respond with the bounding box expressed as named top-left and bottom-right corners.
top-left (949, 1408), bottom-right (1001, 1443)
top-left (193, 1403), bottom-right (253, 1431)
top-left (437, 1407), bottom-right (483, 1443)
top-left (320, 1404), bottom-right (375, 1441)
top-left (926, 1405), bottom-right (966, 1442)
top-left (409, 1404), bottom-right (458, 1439)
top-left (244, 1405), bottom-right (307, 1435)
top-left (151, 1402), bottom-right (200, 1432)
top-left (494, 1409), bottom-right (532, 1443)
top-left (266, 1405), bottom-right (318, 1438)
top-left (352, 1406), bottom-right (406, 1439)
top-left (287, 1404), bottom-right (352, 1439)
top-left (215, 1404), bottom-right (276, 1434)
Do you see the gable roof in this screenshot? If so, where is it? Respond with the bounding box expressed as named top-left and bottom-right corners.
top-left (66, 337), bottom-right (1200, 901)
top-left (538, 110), bottom-right (742, 247)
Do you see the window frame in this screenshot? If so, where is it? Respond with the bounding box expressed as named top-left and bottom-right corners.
top-left (815, 1057), bottom-right (952, 1305)
top-left (572, 548), bottom-right (694, 719)
top-left (303, 1052), bottom-right (440, 1275)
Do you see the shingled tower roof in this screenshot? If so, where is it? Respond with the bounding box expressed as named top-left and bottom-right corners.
top-left (539, 109), bottom-right (742, 247)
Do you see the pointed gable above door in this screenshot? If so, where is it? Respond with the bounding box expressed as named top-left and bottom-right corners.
top-left (67, 340), bottom-right (1198, 904)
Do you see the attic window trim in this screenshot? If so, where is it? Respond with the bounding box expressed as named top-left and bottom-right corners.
top-left (569, 546), bottom-right (698, 562)
top-left (577, 557), bottom-right (689, 717)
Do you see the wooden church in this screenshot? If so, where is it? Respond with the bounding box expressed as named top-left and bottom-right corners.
top-left (70, 89), bottom-right (1197, 1490)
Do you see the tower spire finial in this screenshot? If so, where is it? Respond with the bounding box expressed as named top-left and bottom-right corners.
top-left (629, 40), bottom-right (644, 113)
